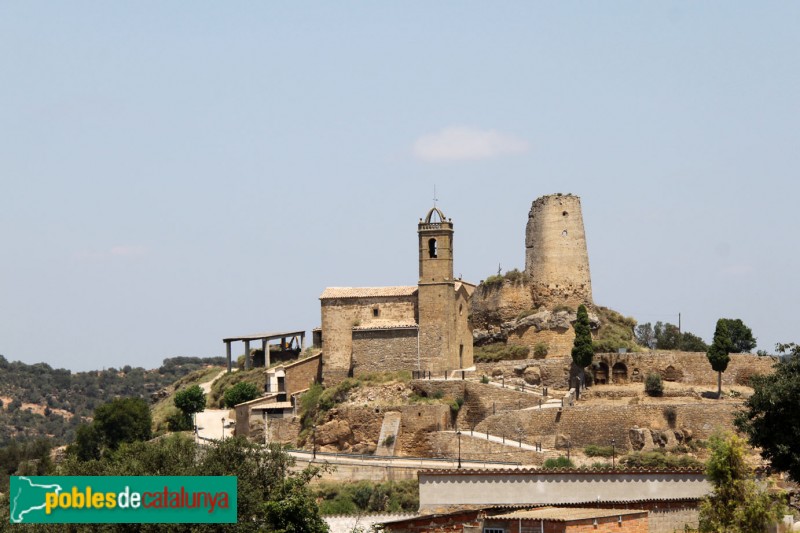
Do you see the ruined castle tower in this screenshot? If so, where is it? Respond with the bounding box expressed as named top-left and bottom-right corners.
top-left (525, 194), bottom-right (593, 309)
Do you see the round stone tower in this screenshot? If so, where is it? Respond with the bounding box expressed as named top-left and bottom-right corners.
top-left (525, 194), bottom-right (593, 308)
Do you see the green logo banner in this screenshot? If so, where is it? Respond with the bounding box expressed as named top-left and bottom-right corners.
top-left (9, 476), bottom-right (237, 524)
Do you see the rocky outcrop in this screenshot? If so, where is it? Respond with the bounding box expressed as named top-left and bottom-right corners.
top-left (473, 309), bottom-right (599, 345)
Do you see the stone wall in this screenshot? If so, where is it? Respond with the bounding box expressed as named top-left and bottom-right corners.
top-left (284, 354), bottom-right (322, 396)
top-left (475, 358), bottom-right (573, 388)
top-left (593, 351), bottom-right (778, 386)
top-left (410, 380), bottom-right (544, 428)
top-left (476, 351), bottom-right (778, 389)
top-left (425, 431), bottom-right (543, 465)
top-left (475, 402), bottom-right (739, 451)
top-left (396, 404), bottom-right (451, 457)
top-left (321, 294), bottom-right (418, 380)
top-left (352, 328), bottom-right (419, 375)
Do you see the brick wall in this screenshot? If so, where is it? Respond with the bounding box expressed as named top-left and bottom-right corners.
top-left (352, 328), bottom-right (419, 375)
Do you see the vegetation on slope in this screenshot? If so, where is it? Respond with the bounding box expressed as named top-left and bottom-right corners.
top-left (593, 306), bottom-right (640, 353)
top-left (0, 355), bottom-right (225, 445)
top-left (314, 479), bottom-right (419, 515)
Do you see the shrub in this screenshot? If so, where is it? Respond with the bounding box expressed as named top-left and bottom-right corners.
top-left (450, 397), bottom-right (464, 413)
top-left (223, 382), bottom-right (259, 408)
top-left (533, 342), bottom-right (549, 358)
top-left (645, 373), bottom-right (663, 397)
top-left (165, 408), bottom-right (193, 432)
top-left (584, 444), bottom-right (614, 458)
top-left (663, 406), bottom-right (677, 428)
top-left (542, 456), bottom-right (575, 469)
top-left (591, 462), bottom-right (612, 469)
top-left (474, 344), bottom-right (530, 363)
top-left (621, 450), bottom-right (703, 469)
top-left (480, 375), bottom-right (490, 384)
top-left (382, 435), bottom-right (395, 447)
top-left (431, 389), bottom-right (444, 400)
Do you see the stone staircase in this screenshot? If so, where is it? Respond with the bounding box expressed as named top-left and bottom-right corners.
top-left (374, 411), bottom-right (402, 456)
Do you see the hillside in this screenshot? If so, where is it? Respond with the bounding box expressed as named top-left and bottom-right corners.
top-left (0, 354), bottom-right (226, 445)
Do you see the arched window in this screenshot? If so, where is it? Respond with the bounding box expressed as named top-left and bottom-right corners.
top-left (428, 238), bottom-right (438, 258)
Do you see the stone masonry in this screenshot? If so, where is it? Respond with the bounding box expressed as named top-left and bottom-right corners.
top-left (525, 194), bottom-right (593, 308)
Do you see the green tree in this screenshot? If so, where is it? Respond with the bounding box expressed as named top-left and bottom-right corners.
top-left (679, 331), bottom-right (709, 352)
top-left (635, 322), bottom-right (655, 349)
top-left (698, 432), bottom-right (784, 532)
top-left (654, 321), bottom-right (681, 349)
top-left (571, 304), bottom-right (593, 397)
top-left (707, 319), bottom-right (733, 398)
top-left (55, 435), bottom-right (329, 532)
top-left (173, 384), bottom-right (206, 430)
top-left (224, 381), bottom-right (259, 408)
top-left (736, 342), bottom-right (800, 482)
top-left (719, 318), bottom-right (757, 353)
top-left (72, 397), bottom-right (152, 459)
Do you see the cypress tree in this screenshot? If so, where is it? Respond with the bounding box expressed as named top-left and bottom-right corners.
top-left (571, 305), bottom-right (593, 397)
top-left (707, 319), bottom-right (732, 398)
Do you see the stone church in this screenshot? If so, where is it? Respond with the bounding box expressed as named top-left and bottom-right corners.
top-left (315, 206), bottom-right (475, 382)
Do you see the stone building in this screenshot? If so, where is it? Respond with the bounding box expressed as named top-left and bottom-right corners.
top-left (525, 194), bottom-right (593, 309)
top-left (318, 206), bottom-right (475, 381)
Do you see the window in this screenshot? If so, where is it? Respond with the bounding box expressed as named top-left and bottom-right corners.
top-left (372, 307), bottom-right (380, 318)
top-left (428, 238), bottom-right (438, 258)
top-left (484, 528), bottom-right (505, 533)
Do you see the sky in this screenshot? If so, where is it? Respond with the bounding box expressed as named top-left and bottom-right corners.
top-left (1, 2), bottom-right (798, 371)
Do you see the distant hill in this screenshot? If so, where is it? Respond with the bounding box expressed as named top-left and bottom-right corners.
top-left (0, 355), bottom-right (226, 445)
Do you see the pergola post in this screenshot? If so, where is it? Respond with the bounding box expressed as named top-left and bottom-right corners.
top-left (244, 339), bottom-right (251, 370)
top-left (300, 333), bottom-right (305, 351)
top-left (226, 341), bottom-right (232, 373)
top-left (262, 338), bottom-right (268, 368)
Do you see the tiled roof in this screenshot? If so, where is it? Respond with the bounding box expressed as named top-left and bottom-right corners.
top-left (353, 321), bottom-right (418, 331)
top-left (492, 507), bottom-right (646, 522)
top-left (320, 287), bottom-right (418, 299)
top-left (419, 467), bottom-right (706, 475)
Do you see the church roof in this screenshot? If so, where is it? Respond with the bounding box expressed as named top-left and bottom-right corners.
top-left (320, 286), bottom-right (418, 299)
top-left (353, 321), bottom-right (418, 331)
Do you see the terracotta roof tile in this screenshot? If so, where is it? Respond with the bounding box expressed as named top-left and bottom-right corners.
top-left (352, 321), bottom-right (418, 331)
top-left (492, 507), bottom-right (647, 522)
top-left (320, 286), bottom-right (418, 299)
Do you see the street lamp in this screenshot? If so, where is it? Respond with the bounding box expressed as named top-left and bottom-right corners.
top-left (611, 438), bottom-right (616, 469)
top-left (456, 431), bottom-right (462, 469)
top-left (262, 411), bottom-right (268, 447)
top-left (312, 424), bottom-right (317, 459)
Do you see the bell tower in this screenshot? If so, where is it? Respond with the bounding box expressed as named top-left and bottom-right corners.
top-left (418, 207), bottom-right (453, 283)
top-left (417, 207), bottom-right (457, 373)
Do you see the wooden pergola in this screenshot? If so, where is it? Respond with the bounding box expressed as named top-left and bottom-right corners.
top-left (222, 330), bottom-right (305, 372)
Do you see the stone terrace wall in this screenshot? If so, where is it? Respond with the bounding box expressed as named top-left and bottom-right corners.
top-left (475, 358), bottom-right (572, 388)
top-left (410, 380), bottom-right (543, 428)
top-left (425, 431), bottom-right (543, 465)
top-left (475, 402), bottom-right (738, 451)
top-left (594, 351), bottom-right (777, 386)
top-left (476, 352), bottom-right (777, 388)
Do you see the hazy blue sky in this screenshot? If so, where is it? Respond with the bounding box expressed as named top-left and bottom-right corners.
top-left (1, 3), bottom-right (798, 371)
